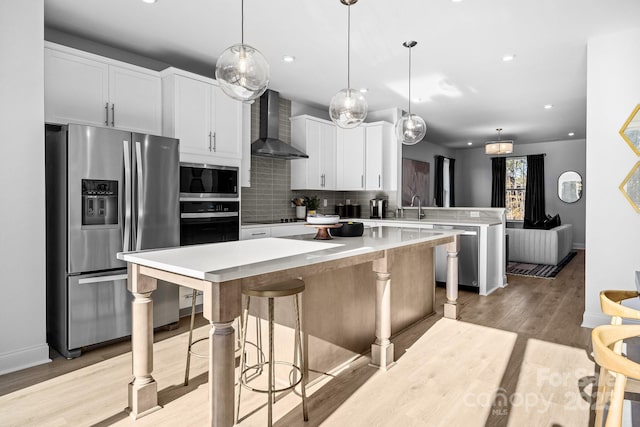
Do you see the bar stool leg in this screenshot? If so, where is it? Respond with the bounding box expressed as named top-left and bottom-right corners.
top-left (268, 297), bottom-right (275, 427)
top-left (236, 296), bottom-right (251, 424)
top-left (293, 293), bottom-right (308, 421)
top-left (184, 288), bottom-right (198, 386)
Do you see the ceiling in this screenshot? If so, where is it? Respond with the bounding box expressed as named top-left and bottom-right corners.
top-left (43, 0), bottom-right (640, 149)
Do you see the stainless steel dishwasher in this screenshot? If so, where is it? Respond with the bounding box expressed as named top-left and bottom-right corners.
top-left (434, 225), bottom-right (479, 288)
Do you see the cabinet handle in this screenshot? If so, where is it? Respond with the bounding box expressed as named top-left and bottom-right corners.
top-left (208, 132), bottom-right (212, 151)
top-left (105, 103), bottom-right (109, 126)
top-left (213, 132), bottom-right (217, 152)
top-left (111, 104), bottom-right (115, 127)
top-left (361, 175), bottom-right (364, 188)
top-left (252, 232), bottom-right (267, 236)
top-left (379, 174), bottom-right (381, 188)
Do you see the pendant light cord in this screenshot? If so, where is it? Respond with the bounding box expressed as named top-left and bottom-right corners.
top-left (347, 4), bottom-right (351, 91)
top-left (241, 0), bottom-right (244, 45)
top-left (408, 45), bottom-right (412, 115)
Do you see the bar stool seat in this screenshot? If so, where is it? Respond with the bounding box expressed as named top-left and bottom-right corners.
top-left (236, 278), bottom-right (308, 426)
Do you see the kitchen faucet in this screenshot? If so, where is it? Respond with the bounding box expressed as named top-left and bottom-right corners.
top-left (411, 195), bottom-right (424, 219)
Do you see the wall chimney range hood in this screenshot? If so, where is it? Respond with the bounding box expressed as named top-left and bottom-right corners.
top-left (251, 90), bottom-right (308, 159)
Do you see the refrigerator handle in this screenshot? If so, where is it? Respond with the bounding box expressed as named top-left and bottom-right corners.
top-left (123, 140), bottom-right (132, 252)
top-left (135, 141), bottom-right (144, 251)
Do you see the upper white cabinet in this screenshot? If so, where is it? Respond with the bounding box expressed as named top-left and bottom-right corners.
top-left (335, 121), bottom-right (393, 191)
top-left (290, 115), bottom-right (337, 190)
top-left (161, 68), bottom-right (243, 160)
top-left (336, 127), bottom-right (365, 190)
top-left (44, 43), bottom-right (162, 135)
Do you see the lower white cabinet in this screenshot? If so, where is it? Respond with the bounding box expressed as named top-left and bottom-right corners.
top-left (241, 224), bottom-right (316, 240)
top-left (241, 227), bottom-right (271, 240)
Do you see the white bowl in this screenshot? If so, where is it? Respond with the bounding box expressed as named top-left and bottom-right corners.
top-left (306, 215), bottom-right (340, 225)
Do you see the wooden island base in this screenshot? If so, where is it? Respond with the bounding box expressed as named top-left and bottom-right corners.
top-left (120, 229), bottom-right (459, 426)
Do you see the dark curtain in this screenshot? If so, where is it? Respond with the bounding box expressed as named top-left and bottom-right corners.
top-left (448, 158), bottom-right (455, 207)
top-left (490, 157), bottom-right (506, 207)
top-left (434, 155), bottom-right (444, 207)
top-left (524, 154), bottom-right (545, 224)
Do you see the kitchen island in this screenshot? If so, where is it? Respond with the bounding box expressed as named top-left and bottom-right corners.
top-left (118, 226), bottom-right (460, 427)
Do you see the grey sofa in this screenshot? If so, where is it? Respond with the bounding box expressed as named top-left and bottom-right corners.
top-left (506, 224), bottom-right (573, 265)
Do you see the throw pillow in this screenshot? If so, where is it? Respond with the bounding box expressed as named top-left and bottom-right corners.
top-left (544, 214), bottom-right (561, 230)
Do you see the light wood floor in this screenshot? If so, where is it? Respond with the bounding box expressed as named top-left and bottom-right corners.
top-left (0, 250), bottom-right (596, 426)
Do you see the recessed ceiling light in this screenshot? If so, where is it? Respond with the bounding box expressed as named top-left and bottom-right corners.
top-left (568, 132), bottom-right (575, 136)
top-left (502, 54), bottom-right (516, 62)
top-left (412, 97), bottom-right (423, 103)
top-left (141, 0), bottom-right (157, 3)
top-left (467, 141), bottom-right (473, 146)
top-left (359, 88), bottom-right (368, 93)
top-left (451, 0), bottom-right (463, 3)
top-left (544, 104), bottom-right (553, 109)
top-left (282, 55), bottom-right (295, 63)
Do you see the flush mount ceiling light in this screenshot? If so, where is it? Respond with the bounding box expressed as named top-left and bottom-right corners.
top-left (485, 128), bottom-right (513, 155)
top-left (396, 41), bottom-right (427, 145)
top-left (282, 55), bottom-right (295, 63)
top-left (544, 104), bottom-right (554, 109)
top-left (329, 0), bottom-right (367, 129)
top-left (215, 0), bottom-right (269, 102)
top-left (502, 54), bottom-right (516, 62)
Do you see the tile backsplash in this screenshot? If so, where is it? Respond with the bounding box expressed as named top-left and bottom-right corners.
top-left (241, 96), bottom-right (398, 223)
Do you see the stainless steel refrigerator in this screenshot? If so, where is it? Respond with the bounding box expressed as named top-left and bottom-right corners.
top-left (45, 123), bottom-right (180, 358)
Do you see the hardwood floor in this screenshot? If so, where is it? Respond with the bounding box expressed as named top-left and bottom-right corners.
top-left (0, 250), bottom-right (595, 426)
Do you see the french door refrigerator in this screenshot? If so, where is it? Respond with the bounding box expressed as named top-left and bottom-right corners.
top-left (46, 123), bottom-right (180, 358)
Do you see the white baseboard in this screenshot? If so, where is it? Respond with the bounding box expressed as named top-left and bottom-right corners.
top-left (573, 243), bottom-right (585, 250)
top-left (0, 343), bottom-right (50, 376)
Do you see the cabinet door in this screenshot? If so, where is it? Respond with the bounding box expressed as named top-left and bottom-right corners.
top-left (319, 120), bottom-right (337, 190)
top-left (365, 125), bottom-right (384, 190)
top-left (212, 85), bottom-right (243, 158)
top-left (173, 75), bottom-right (213, 155)
top-left (108, 65), bottom-right (162, 135)
top-left (45, 48), bottom-right (109, 127)
top-left (336, 127), bottom-right (365, 190)
top-left (305, 119), bottom-right (324, 189)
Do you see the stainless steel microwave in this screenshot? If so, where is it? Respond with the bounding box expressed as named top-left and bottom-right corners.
top-left (179, 163), bottom-right (238, 198)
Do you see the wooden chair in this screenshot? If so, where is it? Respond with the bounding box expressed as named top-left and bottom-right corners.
top-left (591, 325), bottom-right (640, 427)
top-left (594, 290), bottom-right (640, 426)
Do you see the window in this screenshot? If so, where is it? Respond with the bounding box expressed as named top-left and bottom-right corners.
top-left (506, 157), bottom-right (527, 220)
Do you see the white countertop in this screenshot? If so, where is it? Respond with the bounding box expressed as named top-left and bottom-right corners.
top-left (118, 226), bottom-right (458, 283)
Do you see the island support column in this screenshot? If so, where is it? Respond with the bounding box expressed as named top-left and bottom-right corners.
top-left (444, 236), bottom-right (460, 320)
top-left (126, 264), bottom-right (162, 419)
top-left (371, 252), bottom-right (395, 370)
top-left (202, 280), bottom-right (242, 427)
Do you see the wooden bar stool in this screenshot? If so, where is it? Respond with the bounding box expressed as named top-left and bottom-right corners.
top-left (594, 290), bottom-right (640, 425)
top-left (236, 279), bottom-right (309, 426)
top-left (591, 324), bottom-right (640, 427)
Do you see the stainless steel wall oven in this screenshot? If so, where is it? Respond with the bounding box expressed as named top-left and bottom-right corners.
top-left (179, 163), bottom-right (240, 245)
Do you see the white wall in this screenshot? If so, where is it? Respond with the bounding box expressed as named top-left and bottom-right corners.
top-left (455, 139), bottom-right (586, 247)
top-left (583, 28), bottom-right (640, 327)
top-left (0, 0), bottom-right (49, 374)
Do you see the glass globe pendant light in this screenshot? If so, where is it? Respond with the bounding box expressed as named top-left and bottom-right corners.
top-left (329, 0), bottom-right (367, 129)
top-left (396, 41), bottom-right (427, 145)
top-left (215, 0), bottom-right (269, 102)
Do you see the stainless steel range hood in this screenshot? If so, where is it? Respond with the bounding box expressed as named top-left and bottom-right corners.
top-left (251, 90), bottom-right (308, 159)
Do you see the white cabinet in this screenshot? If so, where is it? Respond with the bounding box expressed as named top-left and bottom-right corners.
top-left (161, 68), bottom-right (243, 160)
top-left (335, 122), bottom-right (391, 191)
top-left (364, 123), bottom-right (386, 190)
top-left (336, 127), bottom-right (365, 190)
top-left (44, 43), bottom-right (162, 135)
top-left (241, 227), bottom-right (271, 240)
top-left (291, 115), bottom-right (336, 190)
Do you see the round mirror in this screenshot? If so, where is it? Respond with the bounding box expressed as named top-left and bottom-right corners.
top-left (558, 171), bottom-right (583, 203)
